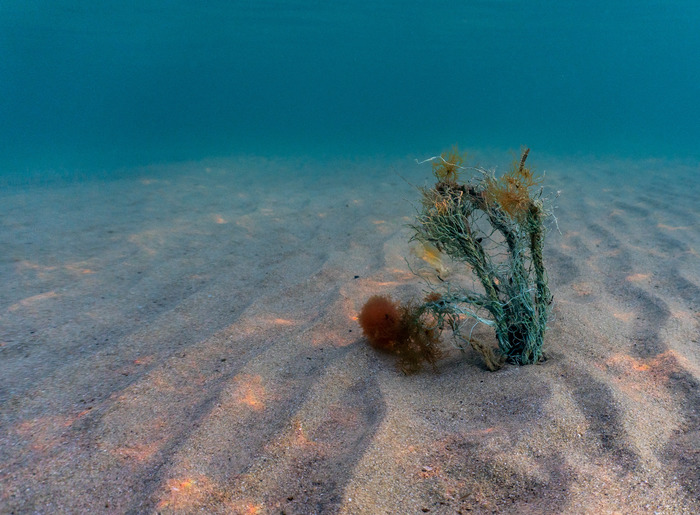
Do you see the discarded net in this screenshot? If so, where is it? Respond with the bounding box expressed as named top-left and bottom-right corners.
top-left (411, 146), bottom-right (553, 368)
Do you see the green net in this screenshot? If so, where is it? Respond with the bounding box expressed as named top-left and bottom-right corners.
top-left (412, 147), bottom-right (553, 367)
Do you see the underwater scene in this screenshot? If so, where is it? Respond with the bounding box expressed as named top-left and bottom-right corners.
top-left (1, 2), bottom-right (699, 513)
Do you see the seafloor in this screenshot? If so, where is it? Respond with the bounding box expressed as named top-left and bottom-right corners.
top-left (1, 154), bottom-right (698, 514)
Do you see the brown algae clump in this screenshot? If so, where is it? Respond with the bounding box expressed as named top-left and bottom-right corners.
top-left (359, 295), bottom-right (443, 373)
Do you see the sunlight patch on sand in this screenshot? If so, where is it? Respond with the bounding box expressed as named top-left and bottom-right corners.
top-left (148, 371), bottom-right (180, 393)
top-left (213, 214), bottom-right (227, 224)
top-left (233, 374), bottom-right (267, 411)
top-left (626, 273), bottom-right (651, 282)
top-left (7, 291), bottom-right (58, 312)
top-left (103, 416), bottom-right (170, 461)
top-left (601, 350), bottom-right (692, 404)
top-left (669, 309), bottom-right (700, 322)
top-left (235, 214), bottom-right (255, 227)
top-left (226, 501), bottom-right (264, 514)
top-left (133, 355), bottom-right (155, 366)
top-left (244, 316), bottom-right (299, 331)
top-left (560, 231), bottom-right (580, 251)
top-left (288, 417), bottom-right (317, 449)
top-left (310, 328), bottom-right (355, 348)
top-left (157, 475), bottom-right (217, 510)
top-left (657, 223), bottom-right (691, 231)
top-left (612, 311), bottom-right (635, 322)
top-left (128, 230), bottom-right (167, 255)
top-left (272, 318), bottom-right (295, 326)
top-left (571, 282), bottom-right (593, 296)
top-left (15, 260), bottom-right (57, 277)
top-left (64, 264), bottom-right (96, 274)
top-left (113, 442), bottom-right (162, 463)
top-left (365, 279), bottom-right (402, 289)
top-left (13, 415), bottom-right (73, 453)
top-left (13, 260), bottom-right (96, 280)
top-left (372, 219), bottom-right (397, 235)
top-left (386, 268), bottom-right (417, 281)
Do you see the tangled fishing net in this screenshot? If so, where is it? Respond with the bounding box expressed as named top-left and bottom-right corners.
top-left (360, 146), bottom-right (554, 371)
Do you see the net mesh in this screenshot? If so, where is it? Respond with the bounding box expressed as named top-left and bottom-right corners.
top-left (412, 147), bottom-right (553, 367)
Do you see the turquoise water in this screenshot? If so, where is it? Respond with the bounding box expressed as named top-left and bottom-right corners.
top-left (2, 1), bottom-right (700, 174)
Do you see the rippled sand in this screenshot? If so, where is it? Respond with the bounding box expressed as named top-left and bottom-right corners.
top-left (1, 154), bottom-right (698, 514)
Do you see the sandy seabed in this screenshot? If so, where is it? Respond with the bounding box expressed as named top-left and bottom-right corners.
top-left (1, 153), bottom-right (698, 514)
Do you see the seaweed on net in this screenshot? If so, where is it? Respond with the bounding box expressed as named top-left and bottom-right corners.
top-left (411, 147), bottom-right (553, 368)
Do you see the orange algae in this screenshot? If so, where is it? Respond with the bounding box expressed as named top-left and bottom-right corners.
top-left (432, 144), bottom-right (466, 184)
top-left (484, 147), bottom-right (542, 221)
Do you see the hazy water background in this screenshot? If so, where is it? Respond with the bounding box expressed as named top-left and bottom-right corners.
top-left (1, 1), bottom-right (699, 177)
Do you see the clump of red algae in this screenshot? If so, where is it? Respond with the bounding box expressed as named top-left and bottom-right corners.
top-left (358, 295), bottom-right (401, 350)
top-left (358, 295), bottom-right (443, 373)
